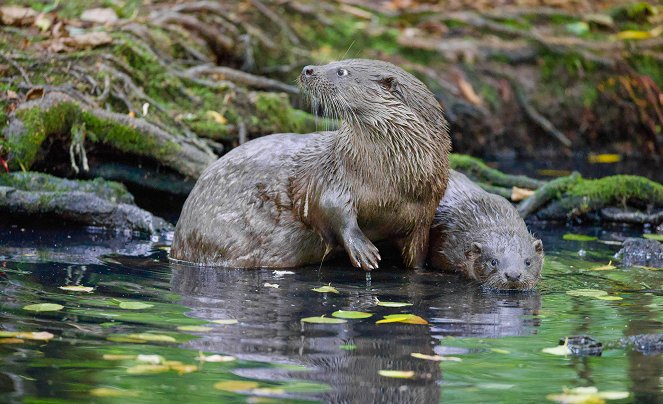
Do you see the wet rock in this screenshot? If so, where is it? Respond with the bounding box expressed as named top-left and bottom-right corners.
top-left (0, 172), bottom-right (172, 234)
top-left (561, 335), bottom-right (603, 356)
top-left (620, 334), bottom-right (663, 354)
top-left (617, 238), bottom-right (663, 268)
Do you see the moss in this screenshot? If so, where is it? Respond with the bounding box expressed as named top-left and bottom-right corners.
top-left (569, 175), bottom-right (663, 206)
top-left (188, 119), bottom-right (233, 141)
top-left (253, 92), bottom-right (317, 134)
top-left (450, 154), bottom-right (544, 189)
top-left (629, 54), bottom-right (663, 88)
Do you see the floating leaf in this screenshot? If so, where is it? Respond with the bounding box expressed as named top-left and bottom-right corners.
top-left (589, 261), bottom-right (616, 271)
top-left (542, 338), bottom-right (571, 356)
top-left (588, 153), bottom-right (621, 164)
top-left (410, 353), bottom-right (462, 362)
top-left (102, 354), bottom-right (135, 361)
top-left (280, 381), bottom-right (332, 393)
top-left (312, 284), bottom-right (339, 294)
top-left (634, 265), bottom-right (662, 271)
top-left (196, 353), bottom-right (236, 363)
top-left (59, 285), bottom-right (94, 293)
top-left (643, 234), bottom-right (663, 241)
top-left (490, 348), bottom-right (510, 354)
top-left (339, 344), bottom-right (357, 351)
top-left (547, 386), bottom-right (629, 403)
top-left (263, 283), bottom-right (279, 288)
top-left (168, 362), bottom-right (198, 374)
top-left (89, 387), bottom-right (139, 398)
top-left (118, 301), bottom-right (153, 310)
top-left (136, 354), bottom-right (164, 364)
top-left (214, 380), bottom-right (260, 392)
top-left (376, 299), bottom-right (413, 308)
top-left (23, 303), bottom-right (64, 312)
top-left (211, 319), bottom-right (238, 325)
top-left (127, 333), bottom-right (176, 343)
top-left (376, 314), bottom-right (428, 325)
top-left (0, 338), bottom-right (24, 344)
top-left (126, 364), bottom-right (170, 375)
top-left (331, 310), bottom-right (372, 319)
top-left (177, 325), bottom-right (213, 332)
top-left (595, 295), bottom-right (623, 301)
top-left (563, 234), bottom-right (597, 241)
top-left (378, 370), bottom-right (415, 379)
top-left (106, 336), bottom-right (146, 344)
top-left (566, 289), bottom-right (608, 298)
top-left (0, 331), bottom-right (55, 341)
top-left (301, 316), bottom-right (347, 324)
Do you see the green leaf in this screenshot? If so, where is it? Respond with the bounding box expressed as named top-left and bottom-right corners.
top-left (643, 234), bottom-right (663, 241)
top-left (300, 316), bottom-right (347, 324)
top-left (566, 289), bottom-right (608, 297)
top-left (126, 333), bottom-right (176, 342)
top-left (176, 325), bottom-right (213, 332)
top-left (312, 285), bottom-right (339, 294)
top-left (23, 303), bottom-right (64, 312)
top-left (378, 370), bottom-right (414, 379)
top-left (376, 300), bottom-right (413, 307)
top-left (565, 21), bottom-right (590, 36)
top-left (89, 387), bottom-right (139, 398)
top-left (376, 314), bottom-right (428, 325)
top-left (595, 295), bottom-right (623, 301)
top-left (280, 381), bottom-right (333, 393)
top-left (126, 364), bottom-right (171, 375)
top-left (563, 234), bottom-right (597, 241)
top-left (331, 310), bottom-right (372, 319)
top-left (339, 344), bottom-right (357, 351)
top-left (118, 301), bottom-right (154, 310)
top-left (59, 285), bottom-right (94, 293)
top-left (214, 380), bottom-right (260, 392)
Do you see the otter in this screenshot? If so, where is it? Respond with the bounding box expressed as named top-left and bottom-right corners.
top-left (171, 59), bottom-right (451, 270)
top-left (428, 170), bottom-right (544, 290)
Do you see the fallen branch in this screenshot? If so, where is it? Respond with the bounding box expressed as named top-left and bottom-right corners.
top-left (185, 65), bottom-right (299, 94)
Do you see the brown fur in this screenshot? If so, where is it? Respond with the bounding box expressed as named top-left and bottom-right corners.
top-left (171, 59), bottom-right (451, 269)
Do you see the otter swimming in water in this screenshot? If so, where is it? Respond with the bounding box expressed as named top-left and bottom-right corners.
top-left (171, 59), bottom-right (451, 270)
top-left (428, 170), bottom-right (544, 290)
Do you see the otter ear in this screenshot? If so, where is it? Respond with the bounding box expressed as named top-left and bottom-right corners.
top-left (533, 239), bottom-right (544, 256)
top-left (465, 242), bottom-right (482, 259)
top-left (377, 76), bottom-right (405, 102)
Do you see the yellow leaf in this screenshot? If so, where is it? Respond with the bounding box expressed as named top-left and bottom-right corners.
top-left (206, 110), bottom-right (227, 124)
top-left (176, 325), bottom-right (213, 332)
top-left (511, 186), bottom-right (534, 202)
top-left (168, 363), bottom-right (198, 374)
top-left (490, 348), bottom-right (510, 354)
top-left (616, 30), bottom-right (652, 40)
top-left (378, 370), bottom-right (415, 379)
top-left (211, 319), bottom-right (238, 325)
top-left (214, 380), bottom-right (260, 392)
top-left (376, 314), bottom-right (428, 325)
top-left (102, 354), bottom-right (135, 361)
top-left (312, 284), bottom-right (339, 294)
top-left (410, 353), bottom-right (462, 362)
top-left (0, 338), bottom-right (24, 344)
top-left (59, 285), bottom-right (94, 293)
top-left (196, 353), bottom-right (236, 363)
top-left (126, 333), bottom-right (176, 343)
top-left (589, 261), bottom-right (616, 271)
top-left (588, 153), bottom-right (621, 164)
top-left (126, 364), bottom-right (170, 374)
top-left (89, 387), bottom-right (139, 398)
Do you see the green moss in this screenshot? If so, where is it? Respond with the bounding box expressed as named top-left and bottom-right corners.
top-left (253, 92), bottom-right (317, 134)
top-left (450, 154), bottom-right (544, 189)
top-left (629, 54), bottom-right (663, 88)
top-left (569, 175), bottom-right (663, 206)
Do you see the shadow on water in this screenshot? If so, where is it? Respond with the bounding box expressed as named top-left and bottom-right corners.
top-left (0, 223), bottom-right (661, 402)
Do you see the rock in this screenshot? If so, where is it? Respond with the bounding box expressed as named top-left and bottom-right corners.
top-left (617, 238), bottom-right (663, 268)
top-left (80, 8), bottom-right (119, 25)
top-left (561, 335), bottom-right (603, 356)
top-left (620, 334), bottom-right (663, 354)
top-left (0, 172), bottom-right (172, 234)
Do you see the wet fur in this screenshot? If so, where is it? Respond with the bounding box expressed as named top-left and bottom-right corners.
top-left (171, 59), bottom-right (451, 269)
top-left (428, 171), bottom-right (544, 290)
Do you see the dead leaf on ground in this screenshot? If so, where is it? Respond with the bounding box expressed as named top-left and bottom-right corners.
top-left (511, 186), bottom-right (534, 202)
top-left (80, 8), bottom-right (118, 25)
top-left (0, 6), bottom-right (38, 26)
top-left (49, 32), bottom-right (113, 52)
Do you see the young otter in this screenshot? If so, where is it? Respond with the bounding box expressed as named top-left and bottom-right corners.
top-left (428, 171), bottom-right (544, 290)
top-left (171, 59), bottom-right (451, 270)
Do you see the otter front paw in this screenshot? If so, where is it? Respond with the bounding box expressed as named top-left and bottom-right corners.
top-left (343, 229), bottom-right (381, 271)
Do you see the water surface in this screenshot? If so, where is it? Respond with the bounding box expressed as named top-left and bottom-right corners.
top-left (0, 224), bottom-right (661, 403)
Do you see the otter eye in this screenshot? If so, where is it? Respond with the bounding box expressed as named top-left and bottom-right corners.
top-left (525, 258), bottom-right (532, 267)
top-left (490, 259), bottom-right (498, 267)
top-left (337, 68), bottom-right (349, 77)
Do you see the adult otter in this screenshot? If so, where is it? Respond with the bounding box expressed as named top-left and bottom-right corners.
top-left (428, 171), bottom-right (544, 290)
top-left (171, 59), bottom-right (451, 270)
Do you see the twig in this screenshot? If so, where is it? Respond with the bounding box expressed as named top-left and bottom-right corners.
top-left (186, 65), bottom-right (299, 94)
top-left (0, 53), bottom-right (31, 86)
top-left (513, 83), bottom-right (572, 148)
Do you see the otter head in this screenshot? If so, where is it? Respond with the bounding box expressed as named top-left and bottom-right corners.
top-left (464, 236), bottom-right (544, 291)
top-left (299, 59), bottom-right (446, 132)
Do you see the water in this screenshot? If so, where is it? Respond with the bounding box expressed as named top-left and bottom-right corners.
top-left (0, 223), bottom-right (661, 403)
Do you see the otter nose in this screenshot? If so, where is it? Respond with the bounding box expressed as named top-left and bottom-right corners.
top-left (504, 272), bottom-right (521, 282)
top-left (302, 66), bottom-right (315, 76)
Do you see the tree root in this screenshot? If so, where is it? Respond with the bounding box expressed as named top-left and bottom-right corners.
top-left (450, 154), bottom-right (545, 190)
top-left (185, 65), bottom-right (300, 94)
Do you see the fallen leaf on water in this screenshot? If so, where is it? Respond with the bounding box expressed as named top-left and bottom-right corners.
top-left (563, 234), bottom-right (597, 242)
top-left (106, 336), bottom-right (146, 344)
top-left (196, 353), bottom-right (236, 363)
top-left (102, 354), bottom-right (135, 361)
top-left (331, 310), bottom-right (372, 319)
top-left (643, 234), bottom-right (663, 241)
top-left (126, 364), bottom-right (170, 375)
top-left (264, 283), bottom-right (279, 288)
top-left (214, 380), bottom-right (260, 392)
top-left (0, 331), bottom-right (55, 341)
top-left (542, 338), bottom-right (571, 356)
top-left (0, 338), bottom-right (24, 344)
top-left (376, 314), bottom-right (428, 325)
top-left (211, 319), bottom-right (238, 325)
top-left (566, 289), bottom-right (608, 298)
top-left (490, 348), bottom-right (510, 354)
top-left (59, 285), bottom-right (94, 293)
top-left (588, 153), bottom-right (621, 164)
top-left (301, 316), bottom-right (347, 324)
top-left (378, 370), bottom-right (415, 379)
top-left (177, 325), bottom-right (213, 332)
top-left (588, 261), bottom-right (616, 271)
top-left (168, 362), bottom-right (198, 374)
top-left (595, 295), bottom-right (623, 301)
top-left (23, 303), bottom-right (64, 312)
top-left (89, 387), bottom-right (139, 398)
top-left (547, 386), bottom-right (629, 403)
top-left (634, 265), bottom-right (662, 271)
top-left (118, 301), bottom-right (153, 310)
top-left (126, 333), bottom-right (176, 343)
top-left (136, 354), bottom-right (163, 364)
top-left (375, 299), bottom-right (412, 308)
top-left (312, 284), bottom-right (339, 294)
top-left (410, 353), bottom-right (462, 362)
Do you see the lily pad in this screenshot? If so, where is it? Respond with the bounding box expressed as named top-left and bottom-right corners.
top-left (301, 316), bottom-right (347, 324)
top-left (59, 285), bottom-right (94, 293)
top-left (595, 295), bottom-right (623, 301)
top-left (89, 387), bottom-right (139, 398)
top-left (331, 310), bottom-right (372, 319)
top-left (126, 364), bottom-right (170, 375)
top-left (378, 370), bottom-right (415, 379)
top-left (211, 319), bottom-right (238, 325)
top-left (177, 325), bottom-right (213, 332)
top-left (566, 289), bottom-right (608, 298)
top-left (312, 285), bottom-right (339, 294)
top-left (643, 234), bottom-right (663, 241)
top-left (118, 301), bottom-right (154, 310)
top-left (563, 234), bottom-right (597, 241)
top-left (23, 303), bottom-right (64, 312)
top-left (376, 300), bottom-right (413, 308)
top-left (588, 261), bottom-right (617, 271)
top-left (196, 353), bottom-right (236, 363)
top-left (490, 348), bottom-right (510, 354)
top-left (410, 353), bottom-right (462, 362)
top-left (376, 314), bottom-right (428, 325)
top-left (214, 380), bottom-right (260, 392)
top-left (126, 333), bottom-right (176, 343)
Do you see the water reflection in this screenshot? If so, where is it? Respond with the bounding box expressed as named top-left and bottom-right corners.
top-left (171, 264), bottom-right (541, 402)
